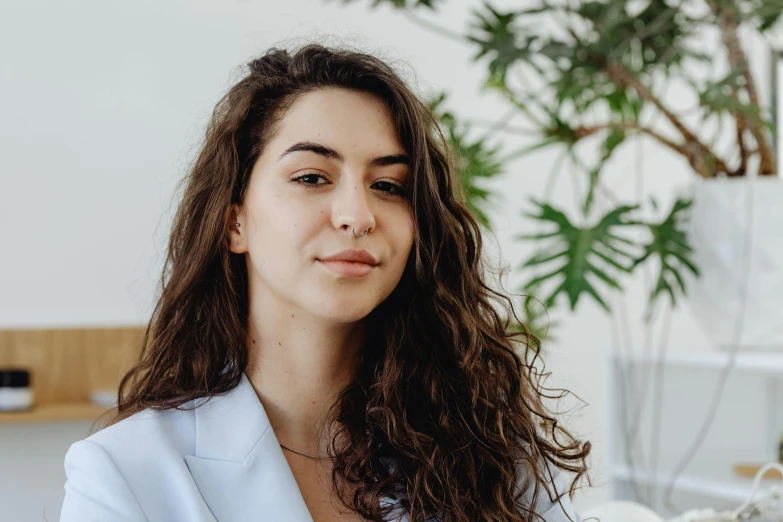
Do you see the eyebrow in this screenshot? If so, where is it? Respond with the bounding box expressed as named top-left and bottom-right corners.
top-left (278, 141), bottom-right (410, 168)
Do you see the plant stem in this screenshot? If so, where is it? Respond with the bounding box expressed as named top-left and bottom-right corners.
top-left (573, 122), bottom-right (696, 160)
top-left (714, 3), bottom-right (777, 175)
top-left (603, 60), bottom-right (731, 178)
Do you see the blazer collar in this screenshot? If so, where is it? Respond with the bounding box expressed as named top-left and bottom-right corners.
top-left (184, 371), bottom-right (408, 522)
top-left (184, 371), bottom-right (314, 522)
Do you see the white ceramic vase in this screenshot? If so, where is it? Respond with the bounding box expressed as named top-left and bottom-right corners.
top-left (685, 177), bottom-right (783, 351)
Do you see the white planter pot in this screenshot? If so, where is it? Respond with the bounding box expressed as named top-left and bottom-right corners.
top-left (686, 177), bottom-right (783, 351)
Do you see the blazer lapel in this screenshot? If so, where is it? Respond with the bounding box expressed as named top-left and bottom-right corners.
top-left (184, 372), bottom-right (314, 522)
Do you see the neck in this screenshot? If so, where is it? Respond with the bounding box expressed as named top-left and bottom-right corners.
top-left (244, 301), bottom-right (363, 456)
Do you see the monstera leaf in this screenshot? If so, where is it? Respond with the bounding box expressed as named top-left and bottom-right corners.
top-left (517, 200), bottom-right (640, 312)
top-left (632, 198), bottom-right (700, 320)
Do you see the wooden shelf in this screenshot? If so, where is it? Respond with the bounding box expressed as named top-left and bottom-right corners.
top-left (0, 403), bottom-right (111, 425)
top-left (0, 326), bottom-right (144, 427)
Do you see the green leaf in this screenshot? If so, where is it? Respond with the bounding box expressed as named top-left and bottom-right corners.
top-left (583, 127), bottom-right (627, 215)
top-left (631, 198), bottom-right (700, 320)
top-left (468, 4), bottom-right (537, 86)
top-left (698, 67), bottom-right (768, 128)
top-left (603, 89), bottom-right (644, 122)
top-left (740, 0), bottom-right (783, 32)
top-left (516, 199), bottom-right (640, 312)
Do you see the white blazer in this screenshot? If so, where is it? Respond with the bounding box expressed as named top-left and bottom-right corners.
top-left (60, 372), bottom-right (582, 522)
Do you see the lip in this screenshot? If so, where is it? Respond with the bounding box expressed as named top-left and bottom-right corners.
top-left (318, 249), bottom-right (378, 278)
top-left (319, 249), bottom-right (378, 265)
top-left (318, 260), bottom-right (376, 277)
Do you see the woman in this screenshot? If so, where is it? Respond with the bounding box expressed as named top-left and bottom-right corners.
top-left (60, 43), bottom-right (590, 522)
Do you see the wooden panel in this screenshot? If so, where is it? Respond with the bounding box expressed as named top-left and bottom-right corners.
top-left (0, 403), bottom-right (110, 424)
top-left (733, 463), bottom-right (783, 479)
top-left (0, 326), bottom-right (145, 407)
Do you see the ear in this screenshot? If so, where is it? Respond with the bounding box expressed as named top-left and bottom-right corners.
top-left (227, 203), bottom-right (247, 254)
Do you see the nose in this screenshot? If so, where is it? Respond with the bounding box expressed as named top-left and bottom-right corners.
top-left (332, 178), bottom-right (376, 236)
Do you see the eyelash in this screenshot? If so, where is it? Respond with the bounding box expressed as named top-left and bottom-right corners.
top-left (291, 172), bottom-right (407, 198)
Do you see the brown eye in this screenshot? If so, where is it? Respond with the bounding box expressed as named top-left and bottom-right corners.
top-left (373, 181), bottom-right (407, 198)
top-left (291, 173), bottom-right (406, 198)
top-left (291, 173), bottom-right (327, 187)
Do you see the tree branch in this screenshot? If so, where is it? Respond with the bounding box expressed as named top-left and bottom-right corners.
top-left (603, 60), bottom-right (731, 178)
top-left (500, 120), bottom-right (695, 168)
top-left (572, 122), bottom-right (694, 159)
top-left (715, 4), bottom-right (777, 175)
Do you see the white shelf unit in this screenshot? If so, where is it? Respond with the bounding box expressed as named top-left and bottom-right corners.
top-left (612, 464), bottom-right (757, 504)
top-left (612, 352), bottom-right (783, 374)
top-left (607, 351), bottom-right (783, 512)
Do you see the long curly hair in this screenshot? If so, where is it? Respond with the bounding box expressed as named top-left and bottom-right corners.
top-left (101, 42), bottom-right (591, 522)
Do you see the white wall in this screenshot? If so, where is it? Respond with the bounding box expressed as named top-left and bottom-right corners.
top-left (0, 0), bottom-right (775, 520)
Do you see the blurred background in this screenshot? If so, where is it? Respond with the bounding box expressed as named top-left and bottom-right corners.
top-left (1, 0), bottom-right (782, 521)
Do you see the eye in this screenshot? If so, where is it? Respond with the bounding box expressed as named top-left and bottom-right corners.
top-left (373, 180), bottom-right (407, 198)
top-left (291, 172), bottom-right (327, 187)
top-left (290, 173), bottom-right (407, 198)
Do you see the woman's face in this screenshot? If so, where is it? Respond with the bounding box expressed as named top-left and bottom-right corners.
top-left (230, 87), bottom-right (415, 323)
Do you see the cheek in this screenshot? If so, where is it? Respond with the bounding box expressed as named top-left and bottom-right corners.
top-left (255, 187), bottom-right (319, 228)
top-left (392, 212), bottom-right (415, 262)
top-left (401, 210), bottom-right (415, 245)
top-left (251, 195), bottom-right (325, 259)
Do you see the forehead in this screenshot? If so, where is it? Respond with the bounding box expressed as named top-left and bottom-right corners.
top-left (267, 88), bottom-right (404, 153)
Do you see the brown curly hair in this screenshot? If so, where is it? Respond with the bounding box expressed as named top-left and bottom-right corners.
top-left (99, 42), bottom-right (591, 522)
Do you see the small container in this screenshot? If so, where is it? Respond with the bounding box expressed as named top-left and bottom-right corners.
top-left (0, 369), bottom-right (34, 412)
top-left (89, 389), bottom-right (117, 408)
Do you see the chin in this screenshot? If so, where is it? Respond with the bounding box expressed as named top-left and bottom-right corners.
top-left (328, 308), bottom-right (375, 324)
top-left (309, 300), bottom-right (377, 323)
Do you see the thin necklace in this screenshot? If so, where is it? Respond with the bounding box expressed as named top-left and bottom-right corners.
top-left (279, 443), bottom-right (335, 459)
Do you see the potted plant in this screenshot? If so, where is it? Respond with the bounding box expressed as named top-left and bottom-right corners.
top-left (337, 0), bottom-right (782, 347)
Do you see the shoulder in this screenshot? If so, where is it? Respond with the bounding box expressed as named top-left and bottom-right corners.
top-left (85, 403), bottom-right (198, 458)
top-left (64, 403), bottom-right (199, 483)
top-left (60, 404), bottom-right (200, 522)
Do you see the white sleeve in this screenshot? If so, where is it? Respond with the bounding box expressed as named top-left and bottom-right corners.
top-left (521, 464), bottom-right (582, 522)
top-left (60, 440), bottom-right (148, 522)
top-left (537, 469), bottom-right (581, 522)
